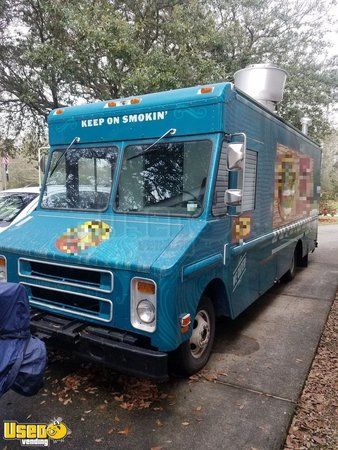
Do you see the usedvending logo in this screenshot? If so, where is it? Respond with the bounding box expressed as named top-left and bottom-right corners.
top-left (233, 253), bottom-right (247, 291)
top-left (3, 417), bottom-right (70, 446)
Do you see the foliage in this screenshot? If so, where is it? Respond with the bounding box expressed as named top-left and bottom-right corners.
top-left (321, 130), bottom-right (338, 198)
top-left (0, 135), bottom-right (15, 157)
top-left (0, 0), bottom-right (337, 158)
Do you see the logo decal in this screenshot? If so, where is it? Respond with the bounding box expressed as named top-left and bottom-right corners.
top-left (81, 110), bottom-right (168, 128)
top-left (3, 417), bottom-right (70, 446)
top-left (232, 214), bottom-right (251, 244)
top-left (56, 220), bottom-right (111, 255)
top-left (273, 144), bottom-right (314, 227)
top-left (233, 254), bottom-right (247, 291)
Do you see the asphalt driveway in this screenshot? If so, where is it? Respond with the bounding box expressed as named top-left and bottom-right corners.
top-left (1, 224), bottom-right (337, 450)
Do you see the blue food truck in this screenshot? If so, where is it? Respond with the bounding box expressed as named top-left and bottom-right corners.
top-left (0, 65), bottom-right (321, 380)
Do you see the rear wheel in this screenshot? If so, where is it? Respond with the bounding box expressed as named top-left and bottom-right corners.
top-left (170, 296), bottom-right (215, 376)
top-left (298, 252), bottom-right (309, 267)
top-left (283, 251), bottom-right (296, 282)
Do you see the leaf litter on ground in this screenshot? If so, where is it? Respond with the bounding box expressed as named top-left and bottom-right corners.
top-left (284, 293), bottom-right (338, 450)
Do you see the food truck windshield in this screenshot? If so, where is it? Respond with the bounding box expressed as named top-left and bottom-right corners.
top-left (41, 146), bottom-right (118, 211)
top-left (115, 140), bottom-right (212, 216)
top-left (42, 140), bottom-right (213, 217)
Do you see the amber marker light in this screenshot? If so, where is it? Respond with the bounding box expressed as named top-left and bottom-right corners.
top-left (199, 86), bottom-right (214, 94)
top-left (106, 101), bottom-right (117, 107)
top-left (180, 313), bottom-right (191, 333)
top-left (0, 256), bottom-right (7, 282)
top-left (55, 108), bottom-right (64, 115)
top-left (137, 281), bottom-right (156, 295)
top-left (130, 98), bottom-right (141, 104)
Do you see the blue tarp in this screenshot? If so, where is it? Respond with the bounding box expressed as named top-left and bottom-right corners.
top-left (0, 283), bottom-right (47, 397)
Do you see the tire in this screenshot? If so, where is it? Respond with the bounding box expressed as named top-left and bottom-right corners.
top-left (282, 251), bottom-right (296, 282)
top-left (298, 252), bottom-right (309, 267)
top-left (170, 296), bottom-right (215, 376)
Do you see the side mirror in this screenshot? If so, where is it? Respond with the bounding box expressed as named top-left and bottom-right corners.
top-left (227, 142), bottom-right (245, 170)
top-left (39, 155), bottom-right (47, 173)
top-left (224, 189), bottom-right (242, 206)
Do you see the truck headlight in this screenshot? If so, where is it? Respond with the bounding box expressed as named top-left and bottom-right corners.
top-left (0, 256), bottom-right (7, 282)
top-left (137, 300), bottom-right (155, 324)
top-left (131, 278), bottom-right (156, 332)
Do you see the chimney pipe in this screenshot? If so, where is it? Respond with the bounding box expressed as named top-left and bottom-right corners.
top-left (300, 116), bottom-right (312, 135)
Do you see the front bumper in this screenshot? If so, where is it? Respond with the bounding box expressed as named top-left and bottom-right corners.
top-left (30, 309), bottom-right (168, 381)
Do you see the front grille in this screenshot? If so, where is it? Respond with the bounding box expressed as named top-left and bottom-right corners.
top-left (19, 258), bottom-right (113, 293)
top-left (22, 283), bottom-right (113, 323)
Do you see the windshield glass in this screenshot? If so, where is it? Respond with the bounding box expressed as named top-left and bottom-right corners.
top-left (115, 140), bottom-right (212, 216)
top-left (0, 193), bottom-right (37, 223)
top-left (41, 147), bottom-right (118, 211)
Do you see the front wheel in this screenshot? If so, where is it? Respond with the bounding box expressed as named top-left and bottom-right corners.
top-left (170, 296), bottom-right (215, 376)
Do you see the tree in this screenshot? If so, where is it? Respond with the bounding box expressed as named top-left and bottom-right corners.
top-left (321, 130), bottom-right (338, 198)
top-left (0, 0), bottom-right (336, 155)
top-left (209, 0), bottom-right (337, 140)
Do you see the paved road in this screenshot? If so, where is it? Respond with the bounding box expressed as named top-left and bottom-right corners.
top-left (1, 224), bottom-right (338, 450)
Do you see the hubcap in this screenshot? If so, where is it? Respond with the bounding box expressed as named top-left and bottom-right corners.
top-left (189, 309), bottom-right (211, 359)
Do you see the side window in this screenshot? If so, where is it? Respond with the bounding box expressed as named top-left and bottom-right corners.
top-left (241, 150), bottom-right (258, 212)
top-left (212, 141), bottom-right (229, 216)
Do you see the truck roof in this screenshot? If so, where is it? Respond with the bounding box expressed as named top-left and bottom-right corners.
top-left (48, 81), bottom-right (320, 149)
top-left (49, 82), bottom-right (233, 120)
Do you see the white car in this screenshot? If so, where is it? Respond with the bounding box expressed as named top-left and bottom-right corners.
top-left (0, 187), bottom-right (40, 234)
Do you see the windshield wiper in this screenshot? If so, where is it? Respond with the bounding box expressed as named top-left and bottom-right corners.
top-left (127, 128), bottom-right (176, 161)
top-left (49, 136), bottom-right (80, 177)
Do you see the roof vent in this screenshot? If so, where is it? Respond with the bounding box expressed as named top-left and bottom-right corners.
top-left (300, 116), bottom-right (312, 135)
top-left (234, 63), bottom-right (288, 112)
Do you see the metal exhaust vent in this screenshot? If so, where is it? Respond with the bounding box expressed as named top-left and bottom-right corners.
top-left (234, 63), bottom-right (288, 112)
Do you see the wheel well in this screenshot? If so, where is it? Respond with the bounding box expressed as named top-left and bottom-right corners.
top-left (202, 278), bottom-right (230, 317)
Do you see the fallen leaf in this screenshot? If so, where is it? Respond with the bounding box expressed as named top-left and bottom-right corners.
top-left (182, 422), bottom-right (189, 426)
top-left (156, 419), bottom-right (163, 428)
top-left (196, 406), bottom-right (202, 411)
top-left (94, 438), bottom-right (103, 442)
top-left (120, 402), bottom-right (131, 410)
top-left (189, 375), bottom-right (199, 382)
top-left (114, 415), bottom-right (120, 422)
top-left (117, 426), bottom-right (130, 436)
